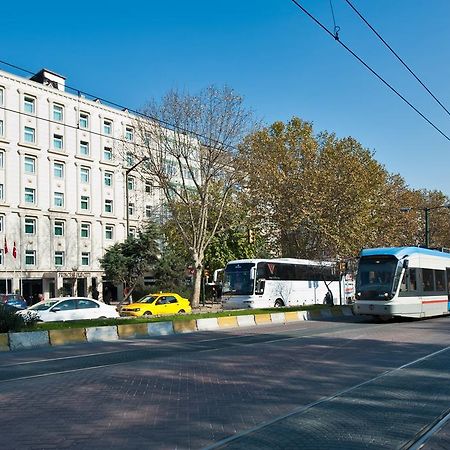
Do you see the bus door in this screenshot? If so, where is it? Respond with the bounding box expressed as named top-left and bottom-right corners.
top-left (446, 269), bottom-right (450, 311)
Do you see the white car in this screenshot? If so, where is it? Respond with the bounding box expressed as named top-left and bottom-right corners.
top-left (19, 297), bottom-right (119, 322)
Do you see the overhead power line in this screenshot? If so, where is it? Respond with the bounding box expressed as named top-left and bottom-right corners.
top-left (0, 59), bottom-right (238, 152)
top-left (289, 0), bottom-right (450, 143)
top-left (344, 0), bottom-right (450, 119)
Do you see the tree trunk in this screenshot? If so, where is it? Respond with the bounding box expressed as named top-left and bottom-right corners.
top-left (191, 267), bottom-right (202, 308)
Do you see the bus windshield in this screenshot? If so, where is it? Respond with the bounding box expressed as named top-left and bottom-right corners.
top-left (356, 256), bottom-right (399, 300)
top-left (223, 263), bottom-right (255, 296)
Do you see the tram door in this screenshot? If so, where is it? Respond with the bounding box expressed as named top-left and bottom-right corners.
top-left (446, 269), bottom-right (450, 311)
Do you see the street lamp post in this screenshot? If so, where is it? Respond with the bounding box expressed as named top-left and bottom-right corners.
top-left (401, 204), bottom-right (450, 248)
top-left (125, 156), bottom-right (149, 237)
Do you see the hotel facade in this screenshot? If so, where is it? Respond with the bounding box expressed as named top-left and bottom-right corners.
top-left (0, 67), bottom-right (165, 302)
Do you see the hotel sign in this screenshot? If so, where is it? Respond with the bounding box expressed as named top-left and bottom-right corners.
top-left (58, 271), bottom-right (90, 278)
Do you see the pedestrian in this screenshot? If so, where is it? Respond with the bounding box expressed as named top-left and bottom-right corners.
top-left (37, 293), bottom-right (45, 303)
top-left (104, 288), bottom-right (111, 305)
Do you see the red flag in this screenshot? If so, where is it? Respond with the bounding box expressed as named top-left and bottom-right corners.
top-left (4, 238), bottom-right (8, 254)
top-left (12, 242), bottom-right (16, 259)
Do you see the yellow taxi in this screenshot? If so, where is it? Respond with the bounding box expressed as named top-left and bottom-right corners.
top-left (120, 292), bottom-right (192, 317)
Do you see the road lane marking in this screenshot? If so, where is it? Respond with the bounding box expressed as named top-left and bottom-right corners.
top-left (202, 345), bottom-right (450, 449)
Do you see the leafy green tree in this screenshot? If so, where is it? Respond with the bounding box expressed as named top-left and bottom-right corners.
top-left (238, 117), bottom-right (420, 259)
top-left (100, 222), bottom-right (160, 303)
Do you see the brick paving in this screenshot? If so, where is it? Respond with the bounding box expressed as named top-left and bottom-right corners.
top-left (0, 318), bottom-right (449, 449)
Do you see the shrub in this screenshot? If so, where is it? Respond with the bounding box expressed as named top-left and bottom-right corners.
top-left (0, 305), bottom-right (38, 333)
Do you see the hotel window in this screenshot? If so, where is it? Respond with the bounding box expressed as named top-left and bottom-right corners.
top-left (80, 222), bottom-right (90, 238)
top-left (0, 183), bottom-right (3, 201)
top-left (81, 252), bottom-right (90, 266)
top-left (25, 250), bottom-right (36, 265)
top-left (53, 134), bottom-right (63, 150)
top-left (54, 162), bottom-right (64, 178)
top-left (0, 215), bottom-right (3, 232)
top-left (24, 96), bottom-right (35, 114)
top-left (145, 181), bottom-right (153, 194)
top-left (145, 205), bottom-right (152, 218)
top-left (127, 176), bottom-right (135, 191)
top-left (80, 196), bottom-right (90, 210)
top-left (80, 167), bottom-right (90, 184)
top-left (54, 192), bottom-right (64, 208)
top-left (55, 251), bottom-right (64, 267)
top-left (79, 112), bottom-right (89, 129)
top-left (25, 217), bottom-right (36, 234)
top-left (0, 87), bottom-right (3, 106)
top-left (104, 171), bottom-right (113, 186)
top-left (0, 119), bottom-right (3, 137)
top-left (54, 220), bottom-right (64, 236)
top-left (25, 187), bottom-right (35, 204)
top-left (0, 150), bottom-right (4, 169)
top-left (128, 203), bottom-right (135, 216)
top-left (104, 199), bottom-right (113, 213)
top-left (126, 152), bottom-right (134, 166)
top-left (103, 119), bottom-right (112, 135)
top-left (105, 224), bottom-right (114, 240)
top-left (129, 227), bottom-right (136, 237)
top-left (0, 249), bottom-right (3, 265)
top-left (53, 104), bottom-right (64, 122)
top-left (24, 126), bottom-right (36, 143)
top-left (24, 156), bottom-right (36, 174)
top-left (125, 126), bottom-right (134, 141)
top-left (80, 141), bottom-right (89, 156)
top-left (103, 147), bottom-right (113, 161)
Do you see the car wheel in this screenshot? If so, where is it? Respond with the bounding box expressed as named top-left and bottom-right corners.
top-left (274, 299), bottom-right (284, 308)
top-left (178, 309), bottom-right (185, 314)
top-left (143, 311), bottom-right (152, 316)
top-left (98, 316), bottom-right (107, 319)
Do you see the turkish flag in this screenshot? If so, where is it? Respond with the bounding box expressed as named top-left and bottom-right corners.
top-left (4, 238), bottom-right (8, 254)
top-left (12, 242), bottom-right (16, 259)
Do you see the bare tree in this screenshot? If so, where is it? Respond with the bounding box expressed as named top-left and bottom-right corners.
top-left (131, 86), bottom-right (253, 307)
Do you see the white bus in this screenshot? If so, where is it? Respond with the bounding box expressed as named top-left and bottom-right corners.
top-left (221, 258), bottom-right (343, 310)
top-left (354, 246), bottom-right (450, 319)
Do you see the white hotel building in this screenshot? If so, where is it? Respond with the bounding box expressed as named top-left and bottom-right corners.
top-left (0, 67), bottom-right (164, 302)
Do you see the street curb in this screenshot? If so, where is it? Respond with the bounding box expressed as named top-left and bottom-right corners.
top-left (2, 306), bottom-right (353, 351)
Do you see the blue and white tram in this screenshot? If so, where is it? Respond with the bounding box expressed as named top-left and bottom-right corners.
top-left (354, 247), bottom-right (450, 319)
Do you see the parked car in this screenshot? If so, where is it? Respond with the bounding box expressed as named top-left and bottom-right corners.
top-left (120, 293), bottom-right (191, 317)
top-left (18, 297), bottom-right (119, 322)
top-left (0, 294), bottom-right (27, 310)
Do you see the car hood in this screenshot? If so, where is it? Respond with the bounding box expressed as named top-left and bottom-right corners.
top-left (123, 303), bottom-right (153, 308)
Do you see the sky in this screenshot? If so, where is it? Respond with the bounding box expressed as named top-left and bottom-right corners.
top-left (2, 0), bottom-right (450, 195)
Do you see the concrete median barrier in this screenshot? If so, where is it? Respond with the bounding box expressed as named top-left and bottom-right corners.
top-left (342, 306), bottom-right (354, 316)
top-left (9, 331), bottom-right (50, 350)
top-left (49, 328), bottom-right (86, 346)
top-left (255, 313), bottom-right (272, 325)
top-left (236, 315), bottom-right (256, 327)
top-left (0, 333), bottom-right (9, 351)
top-left (320, 309), bottom-right (333, 319)
top-left (270, 312), bottom-right (286, 324)
top-left (197, 317), bottom-right (219, 331)
top-left (117, 323), bottom-right (149, 339)
top-left (284, 311), bottom-right (301, 322)
top-left (173, 319), bottom-right (197, 334)
top-left (217, 316), bottom-right (238, 329)
top-left (85, 326), bottom-right (118, 342)
top-left (148, 321), bottom-right (174, 336)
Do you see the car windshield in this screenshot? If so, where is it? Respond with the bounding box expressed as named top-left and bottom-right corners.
top-left (137, 296), bottom-right (158, 304)
top-left (223, 263), bottom-right (255, 296)
top-left (29, 300), bottom-right (59, 311)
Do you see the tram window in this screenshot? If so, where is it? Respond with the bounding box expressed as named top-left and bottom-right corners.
top-left (400, 272), bottom-right (407, 292)
top-left (435, 270), bottom-right (446, 292)
top-left (409, 269), bottom-right (417, 291)
top-left (422, 269), bottom-right (434, 291)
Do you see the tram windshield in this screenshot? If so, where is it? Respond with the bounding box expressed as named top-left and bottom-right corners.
top-left (356, 256), bottom-right (399, 300)
top-left (223, 263), bottom-right (255, 296)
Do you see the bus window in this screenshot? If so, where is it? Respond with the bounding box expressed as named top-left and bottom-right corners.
top-left (422, 269), bottom-right (434, 292)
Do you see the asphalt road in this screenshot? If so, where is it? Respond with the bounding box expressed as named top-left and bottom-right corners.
top-left (0, 315), bottom-right (449, 449)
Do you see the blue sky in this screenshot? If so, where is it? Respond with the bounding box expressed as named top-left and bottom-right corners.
top-left (3, 1), bottom-right (450, 194)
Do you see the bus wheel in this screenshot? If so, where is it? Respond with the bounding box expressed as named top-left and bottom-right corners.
top-left (274, 299), bottom-right (284, 308)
